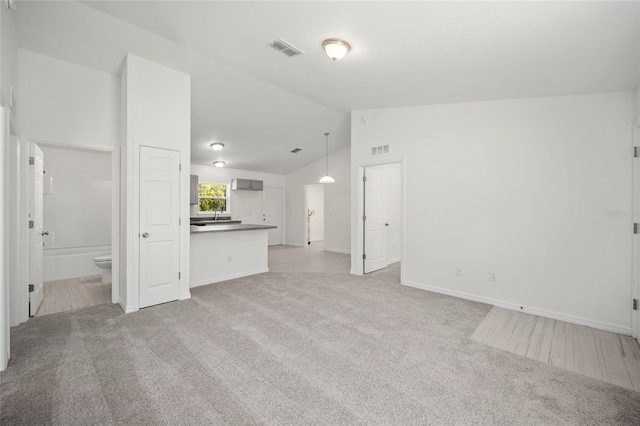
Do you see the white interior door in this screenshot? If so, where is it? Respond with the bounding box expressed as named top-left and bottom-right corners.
top-left (139, 146), bottom-right (180, 308)
top-left (262, 186), bottom-right (282, 246)
top-left (29, 143), bottom-right (44, 316)
top-left (364, 167), bottom-right (389, 273)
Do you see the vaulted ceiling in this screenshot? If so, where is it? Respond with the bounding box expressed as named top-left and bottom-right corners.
top-left (15, 1), bottom-right (640, 174)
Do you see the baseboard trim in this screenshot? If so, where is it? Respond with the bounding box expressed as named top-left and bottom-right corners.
top-left (324, 247), bottom-right (350, 254)
top-left (190, 267), bottom-right (269, 288)
top-left (119, 298), bottom-right (137, 314)
top-left (402, 279), bottom-right (631, 336)
top-left (180, 292), bottom-right (191, 301)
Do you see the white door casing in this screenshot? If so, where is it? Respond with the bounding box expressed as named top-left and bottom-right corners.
top-left (262, 186), bottom-right (282, 246)
top-left (29, 143), bottom-right (44, 316)
top-left (1, 107), bottom-right (7, 370)
top-left (364, 167), bottom-right (389, 273)
top-left (633, 120), bottom-right (640, 340)
top-left (139, 146), bottom-right (181, 308)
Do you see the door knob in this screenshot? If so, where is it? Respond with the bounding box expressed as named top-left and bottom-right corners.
top-left (42, 231), bottom-right (49, 236)
top-left (142, 232), bottom-right (149, 238)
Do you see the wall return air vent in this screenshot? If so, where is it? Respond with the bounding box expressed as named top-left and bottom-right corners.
top-left (270, 38), bottom-right (305, 57)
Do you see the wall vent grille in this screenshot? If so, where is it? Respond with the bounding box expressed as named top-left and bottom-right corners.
top-left (371, 145), bottom-right (390, 155)
top-left (270, 38), bottom-right (305, 57)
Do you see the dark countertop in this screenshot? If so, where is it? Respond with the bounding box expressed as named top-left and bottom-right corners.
top-left (190, 224), bottom-right (277, 234)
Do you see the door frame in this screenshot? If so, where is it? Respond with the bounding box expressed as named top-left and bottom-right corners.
top-left (633, 118), bottom-right (640, 340)
top-left (353, 157), bottom-right (405, 277)
top-left (20, 133), bottom-right (121, 322)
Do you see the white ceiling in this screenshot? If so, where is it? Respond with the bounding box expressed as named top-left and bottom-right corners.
top-left (14, 1), bottom-right (640, 174)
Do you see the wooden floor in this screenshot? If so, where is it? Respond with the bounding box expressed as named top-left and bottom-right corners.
top-left (36, 275), bottom-right (111, 317)
top-left (471, 307), bottom-right (640, 392)
top-left (268, 241), bottom-right (351, 273)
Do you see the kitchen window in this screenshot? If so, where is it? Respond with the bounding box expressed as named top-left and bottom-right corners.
top-left (198, 183), bottom-right (230, 214)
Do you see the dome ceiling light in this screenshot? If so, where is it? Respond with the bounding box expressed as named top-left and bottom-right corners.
top-left (322, 38), bottom-right (351, 61)
top-left (213, 161), bottom-right (226, 168)
top-left (210, 143), bottom-right (224, 151)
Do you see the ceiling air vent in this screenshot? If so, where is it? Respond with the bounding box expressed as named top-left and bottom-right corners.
top-left (270, 38), bottom-right (305, 57)
top-left (290, 148), bottom-right (302, 153)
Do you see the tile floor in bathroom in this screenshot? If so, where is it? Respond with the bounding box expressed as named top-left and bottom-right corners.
top-left (36, 275), bottom-right (111, 317)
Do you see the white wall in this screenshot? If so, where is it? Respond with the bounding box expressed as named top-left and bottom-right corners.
top-left (352, 92), bottom-right (635, 334)
top-left (122, 54), bottom-right (191, 311)
top-left (306, 184), bottom-right (324, 242)
top-left (286, 146), bottom-right (350, 253)
top-left (368, 163), bottom-right (402, 263)
top-left (636, 86), bottom-right (640, 120)
top-left (1, 4), bottom-right (18, 114)
top-left (41, 146), bottom-right (111, 281)
top-left (190, 164), bottom-right (285, 226)
top-left (19, 49), bottom-right (120, 145)
top-left (1, 4), bottom-right (20, 371)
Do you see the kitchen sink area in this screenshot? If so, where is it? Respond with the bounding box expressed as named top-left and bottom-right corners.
top-left (190, 216), bottom-right (242, 226)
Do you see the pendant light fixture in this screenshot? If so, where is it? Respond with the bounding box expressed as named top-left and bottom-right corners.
top-left (319, 132), bottom-right (335, 184)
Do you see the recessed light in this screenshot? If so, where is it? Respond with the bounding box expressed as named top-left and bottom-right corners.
top-left (210, 143), bottom-right (224, 151)
top-left (213, 161), bottom-right (226, 168)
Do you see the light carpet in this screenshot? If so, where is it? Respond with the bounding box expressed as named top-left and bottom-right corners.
top-left (2, 264), bottom-right (639, 425)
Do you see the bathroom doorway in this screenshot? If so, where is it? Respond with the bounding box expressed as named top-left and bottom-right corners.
top-left (21, 137), bottom-right (120, 319)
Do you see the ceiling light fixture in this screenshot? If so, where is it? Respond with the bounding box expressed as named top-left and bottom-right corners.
top-left (319, 132), bottom-right (335, 184)
top-left (322, 38), bottom-right (350, 61)
top-left (210, 142), bottom-right (224, 151)
top-left (213, 161), bottom-right (226, 168)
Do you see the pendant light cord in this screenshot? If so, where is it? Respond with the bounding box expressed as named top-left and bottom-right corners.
top-left (325, 132), bottom-right (330, 175)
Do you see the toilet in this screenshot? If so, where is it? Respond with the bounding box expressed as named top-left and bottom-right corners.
top-left (94, 255), bottom-right (112, 283)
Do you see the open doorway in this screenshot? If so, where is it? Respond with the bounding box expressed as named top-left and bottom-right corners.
top-left (35, 145), bottom-right (113, 316)
top-left (16, 137), bottom-right (120, 320)
top-left (305, 184), bottom-right (325, 246)
top-left (360, 162), bottom-right (403, 274)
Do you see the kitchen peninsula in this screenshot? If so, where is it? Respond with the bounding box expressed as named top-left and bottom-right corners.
top-left (190, 223), bottom-right (277, 288)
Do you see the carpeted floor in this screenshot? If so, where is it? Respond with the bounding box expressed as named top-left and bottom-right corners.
top-left (2, 264), bottom-right (639, 425)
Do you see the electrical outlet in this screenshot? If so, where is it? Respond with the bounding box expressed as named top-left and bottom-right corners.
top-left (489, 272), bottom-right (497, 282)
top-left (456, 267), bottom-right (463, 277)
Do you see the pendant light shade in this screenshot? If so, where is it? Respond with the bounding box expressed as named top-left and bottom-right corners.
top-left (319, 175), bottom-right (335, 184)
top-left (319, 132), bottom-right (335, 184)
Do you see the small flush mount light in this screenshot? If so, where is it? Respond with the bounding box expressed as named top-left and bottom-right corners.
top-left (322, 38), bottom-right (350, 61)
top-left (213, 161), bottom-right (226, 168)
top-left (210, 142), bottom-right (224, 151)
